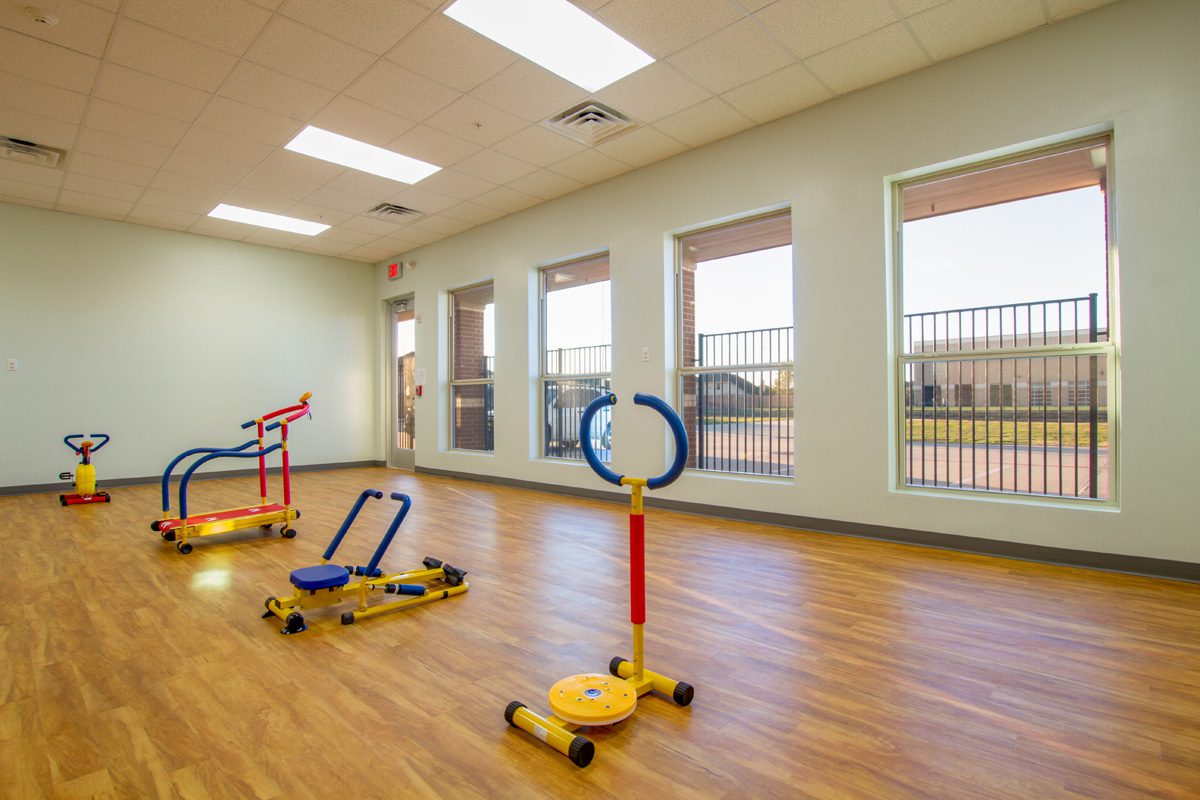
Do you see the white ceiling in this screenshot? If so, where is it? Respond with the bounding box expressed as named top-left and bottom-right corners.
top-left (0, 0), bottom-right (1118, 262)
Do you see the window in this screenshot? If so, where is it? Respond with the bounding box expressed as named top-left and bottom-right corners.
top-left (897, 135), bottom-right (1115, 500)
top-left (449, 282), bottom-right (495, 451)
top-left (540, 255), bottom-right (612, 460)
top-left (678, 210), bottom-right (794, 476)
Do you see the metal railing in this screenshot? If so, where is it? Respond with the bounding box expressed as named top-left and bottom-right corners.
top-left (546, 343), bottom-right (610, 376)
top-left (543, 377), bottom-right (611, 460)
top-left (901, 294), bottom-right (1110, 500)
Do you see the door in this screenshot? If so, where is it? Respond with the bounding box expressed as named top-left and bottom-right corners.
top-left (390, 297), bottom-right (416, 470)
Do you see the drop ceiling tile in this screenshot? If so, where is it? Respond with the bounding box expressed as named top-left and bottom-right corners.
top-left (57, 190), bottom-right (134, 216)
top-left (219, 186), bottom-right (300, 215)
top-left (345, 61), bottom-right (461, 122)
top-left (68, 152), bottom-right (156, 185)
top-left (595, 62), bottom-right (712, 123)
top-left (438, 201), bottom-right (505, 226)
top-left (286, 201), bottom-right (351, 226)
top-left (425, 95), bottom-right (527, 147)
top-left (243, 228), bottom-right (314, 248)
top-left (81, 0), bottom-right (120, 10)
top-left (128, 204), bottom-right (200, 228)
top-left (393, 226), bottom-right (444, 246)
top-left (339, 215), bottom-right (410, 235)
top-left (386, 15), bottom-right (515, 93)
top-left (149, 170), bottom-right (234, 201)
top-left (720, 62), bottom-right (834, 124)
top-left (0, 0), bottom-right (115, 58)
top-left (0, 106), bottom-right (77, 148)
top-left (669, 18), bottom-right (794, 94)
top-left (246, 16), bottom-right (376, 92)
top-left (371, 235), bottom-right (421, 253)
top-left (304, 184), bottom-right (377, 215)
top-left (0, 159), bottom-right (63, 186)
top-left (804, 22), bottom-right (930, 94)
top-left (0, 177), bottom-right (58, 202)
top-left (473, 186), bottom-right (541, 214)
top-left (122, 0), bottom-right (272, 55)
top-left (106, 19), bottom-right (237, 92)
top-left (756, 0), bottom-right (899, 59)
top-left (0, 28), bottom-right (99, 93)
top-left (93, 64), bottom-right (211, 122)
top-left (280, 0), bottom-right (428, 55)
top-left (412, 168), bottom-right (496, 201)
top-left (896, 0), bottom-right (949, 13)
top-left (451, 149), bottom-right (537, 185)
top-left (255, 149), bottom-right (345, 186)
top-left (310, 96), bottom-right (418, 147)
top-left (492, 125), bottom-right (587, 168)
top-left (547, 150), bottom-right (631, 185)
top-left (344, 244), bottom-right (398, 262)
top-left (195, 96), bottom-right (305, 146)
top-left (189, 216), bottom-right (253, 240)
top-left (469, 61), bottom-right (588, 124)
top-left (237, 165), bottom-right (323, 201)
top-left (219, 61), bottom-right (336, 120)
top-left (85, 99), bottom-right (190, 148)
top-left (319, 225), bottom-right (377, 245)
top-left (407, 214), bottom-right (472, 236)
top-left (322, 169), bottom-right (412, 199)
top-left (138, 187), bottom-right (214, 214)
top-left (908, 0), bottom-right (1047, 61)
top-left (595, 0), bottom-right (744, 58)
top-left (0, 72), bottom-right (88, 124)
top-left (247, 0), bottom-right (283, 9)
top-left (506, 168), bottom-right (585, 201)
top-left (295, 238), bottom-right (358, 256)
top-left (176, 126), bottom-right (275, 169)
top-left (386, 124), bottom-right (481, 167)
top-left (62, 172), bottom-right (144, 202)
top-left (76, 127), bottom-right (173, 168)
top-left (386, 185), bottom-right (460, 214)
top-left (161, 149), bottom-right (257, 185)
top-left (595, 126), bottom-right (687, 168)
top-left (652, 97), bottom-right (754, 147)
top-left (1047, 0), bottom-right (1119, 20)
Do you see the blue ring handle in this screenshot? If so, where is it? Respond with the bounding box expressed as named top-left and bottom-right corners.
top-left (579, 392), bottom-right (688, 490)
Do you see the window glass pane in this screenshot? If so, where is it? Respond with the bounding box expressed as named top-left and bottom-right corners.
top-left (544, 257), bottom-right (611, 376)
top-left (452, 384), bottom-right (493, 451)
top-left (543, 377), bottom-right (611, 460)
top-left (679, 212), bottom-right (794, 477)
top-left (452, 283), bottom-right (494, 381)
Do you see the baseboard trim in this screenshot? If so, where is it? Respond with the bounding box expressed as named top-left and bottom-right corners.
top-left (416, 466), bottom-right (1200, 583)
top-left (2, 460), bottom-right (386, 496)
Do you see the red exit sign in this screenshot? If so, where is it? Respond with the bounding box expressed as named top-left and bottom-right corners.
top-left (387, 262), bottom-right (401, 280)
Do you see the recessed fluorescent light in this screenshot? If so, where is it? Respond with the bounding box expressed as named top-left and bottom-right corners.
top-left (208, 203), bottom-right (330, 236)
top-left (284, 126), bottom-right (441, 184)
top-left (444, 0), bottom-right (654, 92)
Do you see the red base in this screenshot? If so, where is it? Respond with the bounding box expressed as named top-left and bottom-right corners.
top-left (155, 503), bottom-right (287, 533)
top-left (61, 492), bottom-right (111, 506)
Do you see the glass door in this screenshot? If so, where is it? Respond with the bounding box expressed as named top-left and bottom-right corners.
top-left (390, 297), bottom-right (416, 470)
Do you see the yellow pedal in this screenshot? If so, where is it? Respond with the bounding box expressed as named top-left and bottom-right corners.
top-left (548, 674), bottom-right (637, 726)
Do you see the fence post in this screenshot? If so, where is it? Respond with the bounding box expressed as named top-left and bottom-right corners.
top-left (1088, 292), bottom-right (1099, 498)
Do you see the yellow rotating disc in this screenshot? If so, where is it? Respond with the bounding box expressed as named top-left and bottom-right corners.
top-left (548, 673), bottom-right (637, 726)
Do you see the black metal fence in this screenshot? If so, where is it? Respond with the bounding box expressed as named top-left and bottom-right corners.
top-left (546, 344), bottom-right (610, 376)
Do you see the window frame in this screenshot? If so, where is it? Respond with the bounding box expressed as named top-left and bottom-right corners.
top-left (890, 132), bottom-right (1120, 506)
top-left (674, 208), bottom-right (796, 478)
top-left (538, 253), bottom-right (613, 462)
top-left (448, 280), bottom-right (496, 453)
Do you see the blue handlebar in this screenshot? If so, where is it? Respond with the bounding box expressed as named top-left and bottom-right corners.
top-left (579, 392), bottom-right (688, 491)
top-left (240, 419), bottom-right (257, 430)
top-left (365, 493), bottom-right (412, 576)
top-left (322, 489), bottom-right (383, 561)
top-left (64, 433), bottom-right (110, 454)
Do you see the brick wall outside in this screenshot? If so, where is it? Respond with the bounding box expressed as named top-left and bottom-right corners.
top-left (680, 261), bottom-right (698, 468)
top-left (452, 298), bottom-right (490, 450)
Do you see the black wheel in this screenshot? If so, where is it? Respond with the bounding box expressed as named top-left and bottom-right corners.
top-left (261, 597), bottom-right (277, 619)
top-left (281, 527), bottom-right (297, 539)
top-left (59, 496), bottom-right (67, 506)
top-left (283, 612), bottom-right (305, 635)
top-left (150, 520), bottom-right (160, 532)
top-left (672, 681), bottom-right (695, 707)
top-left (340, 611), bottom-right (355, 625)
top-left (177, 542), bottom-right (193, 555)
top-left (608, 657), bottom-right (628, 678)
top-left (161, 531), bottom-right (176, 542)
top-left (568, 735), bottom-right (595, 768)
top-left (504, 701), bottom-right (526, 727)
top-left (260, 524), bottom-right (273, 530)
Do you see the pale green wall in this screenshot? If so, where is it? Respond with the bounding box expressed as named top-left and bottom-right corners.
top-left (0, 204), bottom-right (376, 487)
top-left (373, 0), bottom-right (1200, 563)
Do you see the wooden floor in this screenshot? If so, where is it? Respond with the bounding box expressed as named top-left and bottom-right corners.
top-left (3, 467), bottom-right (1200, 799)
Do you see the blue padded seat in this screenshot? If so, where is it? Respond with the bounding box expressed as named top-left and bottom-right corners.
top-left (290, 564), bottom-right (350, 590)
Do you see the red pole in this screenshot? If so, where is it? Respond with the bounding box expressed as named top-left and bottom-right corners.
top-left (630, 511), bottom-right (645, 625)
top-left (281, 420), bottom-right (291, 506)
top-left (256, 420), bottom-right (267, 502)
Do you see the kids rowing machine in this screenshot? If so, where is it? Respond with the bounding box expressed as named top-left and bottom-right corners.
top-left (59, 434), bottom-right (112, 506)
top-left (262, 489), bottom-right (468, 634)
top-left (505, 392), bottom-right (692, 767)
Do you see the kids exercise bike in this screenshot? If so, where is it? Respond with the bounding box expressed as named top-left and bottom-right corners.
top-left (505, 392), bottom-right (693, 767)
top-left (59, 434), bottom-right (112, 506)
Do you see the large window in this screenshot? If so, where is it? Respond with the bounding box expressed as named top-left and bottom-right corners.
top-left (896, 135), bottom-right (1116, 501)
top-left (540, 255), bottom-right (612, 460)
top-left (449, 282), bottom-right (495, 452)
top-left (678, 211), bottom-right (794, 476)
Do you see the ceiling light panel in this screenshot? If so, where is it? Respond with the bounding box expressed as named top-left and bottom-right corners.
top-left (284, 126), bottom-right (442, 185)
top-left (443, 0), bottom-right (654, 92)
top-left (208, 203), bottom-right (330, 235)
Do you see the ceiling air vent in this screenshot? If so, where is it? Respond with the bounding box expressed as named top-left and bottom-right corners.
top-left (0, 136), bottom-right (66, 168)
top-left (366, 202), bottom-right (421, 220)
top-left (543, 101), bottom-right (637, 146)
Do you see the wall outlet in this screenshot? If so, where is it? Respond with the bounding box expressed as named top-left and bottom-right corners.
top-left (641, 346), bottom-right (650, 362)
top-left (6, 358), bottom-right (16, 372)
